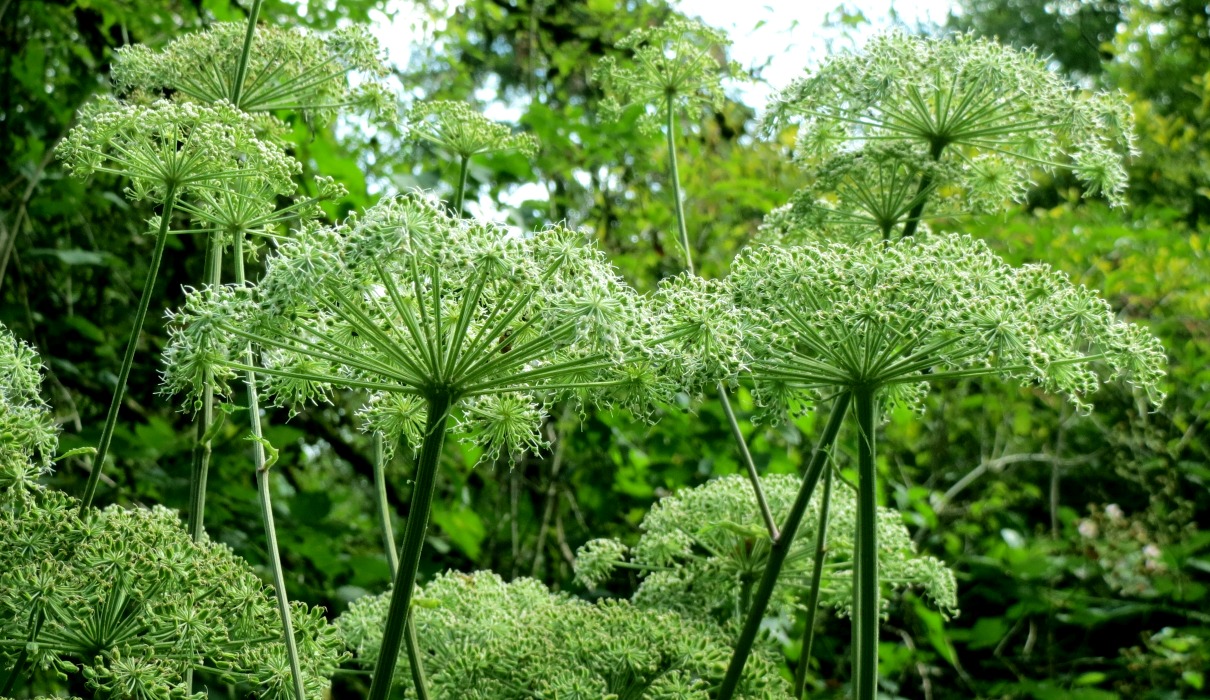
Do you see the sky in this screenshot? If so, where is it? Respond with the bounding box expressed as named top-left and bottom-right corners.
top-left (676, 0), bottom-right (957, 105)
top-left (371, 0), bottom-right (958, 110)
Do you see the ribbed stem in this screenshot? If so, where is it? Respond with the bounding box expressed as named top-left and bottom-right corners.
top-left (853, 387), bottom-right (880, 700)
top-left (665, 93), bottom-right (693, 274)
top-left (454, 155), bottom-right (470, 215)
top-left (235, 237), bottom-right (308, 700)
top-left (83, 185), bottom-right (178, 509)
top-left (230, 0), bottom-right (264, 107)
top-left (899, 139), bottom-right (946, 239)
top-left (367, 393), bottom-right (452, 700)
top-left (187, 230), bottom-right (224, 542)
top-left (374, 432), bottom-right (430, 700)
top-left (716, 392), bottom-right (852, 700)
top-left (794, 465), bottom-right (834, 698)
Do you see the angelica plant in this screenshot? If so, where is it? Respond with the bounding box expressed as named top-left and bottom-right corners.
top-left (762, 31), bottom-right (1136, 241)
top-left (111, 14), bottom-right (392, 122)
top-left (575, 474), bottom-right (957, 626)
top-left (0, 489), bottom-right (347, 699)
top-left (0, 326), bottom-right (59, 495)
top-left (0, 323), bottom-right (346, 699)
top-left (163, 192), bottom-right (664, 699)
top-left (403, 100), bottom-right (540, 213)
top-left (337, 570), bottom-right (788, 699)
top-left (711, 233), bottom-right (1166, 699)
top-left (54, 96), bottom-right (298, 509)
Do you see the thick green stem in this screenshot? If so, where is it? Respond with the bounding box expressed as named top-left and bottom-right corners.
top-left (898, 140), bottom-right (946, 239)
top-left (188, 231), bottom-right (224, 542)
top-left (454, 155), bottom-right (470, 215)
top-left (367, 393), bottom-right (452, 700)
top-left (665, 93), bottom-right (693, 274)
top-left (83, 185), bottom-right (178, 509)
top-left (374, 432), bottom-right (430, 700)
top-left (716, 392), bottom-right (852, 700)
top-left (235, 236), bottom-right (307, 700)
top-left (230, 0), bottom-right (264, 107)
top-left (794, 465), bottom-right (834, 699)
top-left (853, 387), bottom-right (880, 700)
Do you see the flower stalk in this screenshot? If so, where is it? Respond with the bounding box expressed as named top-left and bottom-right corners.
top-left (367, 393), bottom-right (452, 700)
top-left (794, 464), bottom-right (835, 698)
top-left (84, 184), bottom-right (178, 509)
top-left (716, 391), bottom-right (851, 700)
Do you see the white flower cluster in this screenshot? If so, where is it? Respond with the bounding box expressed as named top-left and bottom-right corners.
top-left (112, 22), bottom-right (394, 121)
top-left (162, 193), bottom-right (670, 464)
top-left (594, 17), bottom-right (746, 133)
top-left (762, 32), bottom-right (1137, 242)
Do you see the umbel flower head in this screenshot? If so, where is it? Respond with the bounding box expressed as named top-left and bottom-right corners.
top-left (55, 97), bottom-right (299, 204)
top-left (728, 234), bottom-right (1166, 418)
top-left (762, 31), bottom-right (1136, 235)
top-left (403, 101), bottom-right (539, 160)
top-left (111, 22), bottom-right (393, 121)
top-left (757, 143), bottom-right (963, 244)
top-left (575, 474), bottom-right (958, 625)
top-left (0, 324), bottom-right (58, 493)
top-left (337, 570), bottom-right (789, 699)
top-left (594, 17), bottom-right (746, 133)
top-left (0, 487), bottom-right (346, 699)
top-left (162, 193), bottom-right (657, 462)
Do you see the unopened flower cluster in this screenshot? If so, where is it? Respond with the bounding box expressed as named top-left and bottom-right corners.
top-left (337, 570), bottom-right (789, 699)
top-left (576, 474), bottom-right (958, 624)
top-left (0, 333), bottom-right (345, 699)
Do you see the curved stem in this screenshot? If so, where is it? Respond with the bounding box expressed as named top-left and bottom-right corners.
top-left (83, 185), bottom-right (178, 509)
top-left (374, 432), bottom-right (431, 700)
top-left (234, 238), bottom-right (307, 700)
top-left (716, 392), bottom-right (852, 700)
top-left (374, 433), bottom-right (400, 573)
top-left (663, 92), bottom-right (776, 542)
top-left (794, 465), bottom-right (834, 699)
top-left (188, 230), bottom-right (224, 541)
top-left (718, 382), bottom-right (778, 540)
top-left (665, 93), bottom-right (693, 274)
top-left (454, 155), bottom-right (470, 215)
top-left (853, 387), bottom-right (880, 700)
top-left (367, 393), bottom-right (452, 700)
top-left (230, 0), bottom-right (265, 107)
